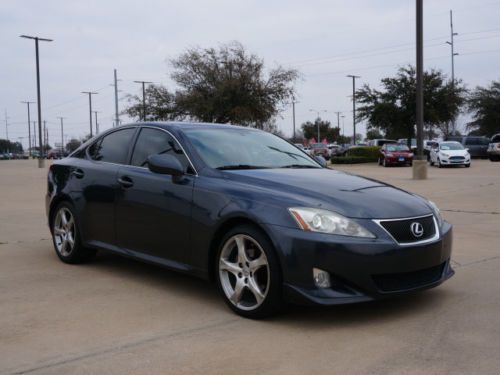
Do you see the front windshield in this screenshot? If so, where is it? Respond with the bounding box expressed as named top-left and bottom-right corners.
top-left (387, 145), bottom-right (410, 152)
top-left (184, 128), bottom-right (320, 169)
top-left (440, 142), bottom-right (464, 150)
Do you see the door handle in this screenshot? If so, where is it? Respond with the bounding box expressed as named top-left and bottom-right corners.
top-left (117, 176), bottom-right (134, 188)
top-left (71, 169), bottom-right (84, 179)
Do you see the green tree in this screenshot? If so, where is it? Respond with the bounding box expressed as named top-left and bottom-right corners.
top-left (366, 128), bottom-right (383, 140)
top-left (66, 139), bottom-right (82, 153)
top-left (124, 84), bottom-right (180, 121)
top-left (301, 118), bottom-right (340, 142)
top-left (0, 139), bottom-right (23, 153)
top-left (356, 66), bottom-right (466, 140)
top-left (171, 42), bottom-right (299, 127)
top-left (467, 80), bottom-right (500, 136)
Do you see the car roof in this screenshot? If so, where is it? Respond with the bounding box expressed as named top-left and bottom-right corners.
top-left (129, 121), bottom-right (256, 132)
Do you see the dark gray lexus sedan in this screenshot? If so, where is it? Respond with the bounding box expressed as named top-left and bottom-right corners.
top-left (46, 122), bottom-right (454, 318)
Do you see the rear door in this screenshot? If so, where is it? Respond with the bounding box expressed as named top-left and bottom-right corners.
top-left (115, 127), bottom-right (195, 265)
top-left (79, 127), bottom-right (137, 247)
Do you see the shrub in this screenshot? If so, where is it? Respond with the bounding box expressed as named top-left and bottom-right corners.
top-left (330, 156), bottom-right (377, 164)
top-left (346, 146), bottom-right (380, 159)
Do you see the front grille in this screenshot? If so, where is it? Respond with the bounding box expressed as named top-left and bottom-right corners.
top-left (378, 215), bottom-right (436, 244)
top-left (372, 263), bottom-right (445, 292)
top-left (450, 156), bottom-right (465, 160)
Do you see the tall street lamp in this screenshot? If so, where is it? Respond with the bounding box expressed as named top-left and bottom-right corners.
top-left (82, 91), bottom-right (98, 137)
top-left (134, 80), bottom-right (153, 121)
top-left (347, 74), bottom-right (360, 145)
top-left (309, 109), bottom-right (328, 142)
top-left (21, 101), bottom-right (35, 157)
top-left (20, 35), bottom-right (53, 167)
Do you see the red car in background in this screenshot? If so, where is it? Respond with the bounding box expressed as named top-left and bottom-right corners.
top-left (309, 143), bottom-right (330, 159)
top-left (379, 143), bottom-right (413, 167)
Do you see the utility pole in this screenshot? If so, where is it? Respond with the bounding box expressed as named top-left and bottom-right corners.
top-left (134, 80), bottom-right (153, 121)
top-left (82, 91), bottom-right (98, 137)
top-left (341, 115), bottom-right (345, 138)
top-left (21, 101), bottom-right (35, 157)
top-left (33, 121), bottom-right (37, 152)
top-left (113, 69), bottom-right (120, 127)
top-left (20, 35), bottom-right (53, 167)
top-left (43, 120), bottom-right (47, 152)
top-left (57, 117), bottom-right (65, 154)
top-left (93, 111), bottom-right (100, 134)
top-left (292, 101), bottom-right (299, 142)
top-left (309, 109), bottom-right (328, 142)
top-left (4, 110), bottom-right (9, 142)
top-left (413, 0), bottom-right (427, 180)
top-left (334, 111), bottom-right (342, 141)
top-left (446, 10), bottom-right (459, 135)
top-left (347, 75), bottom-right (360, 145)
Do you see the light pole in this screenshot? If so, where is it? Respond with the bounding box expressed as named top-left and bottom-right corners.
top-left (341, 115), bottom-right (346, 138)
top-left (309, 109), bottom-right (328, 142)
top-left (292, 100), bottom-right (299, 142)
top-left (20, 35), bottom-right (53, 167)
top-left (82, 91), bottom-right (98, 137)
top-left (57, 117), bottom-right (65, 154)
top-left (413, 0), bottom-right (427, 180)
top-left (347, 75), bottom-right (360, 145)
top-left (134, 80), bottom-right (153, 121)
top-left (21, 101), bottom-right (35, 157)
top-left (446, 10), bottom-right (459, 135)
top-left (93, 111), bottom-right (100, 134)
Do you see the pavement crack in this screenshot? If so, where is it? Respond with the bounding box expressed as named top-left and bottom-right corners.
top-left (8, 318), bottom-right (239, 375)
top-left (459, 255), bottom-right (500, 268)
top-left (442, 209), bottom-right (500, 215)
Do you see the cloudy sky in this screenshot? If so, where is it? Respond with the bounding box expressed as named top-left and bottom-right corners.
top-left (1, 0), bottom-right (499, 147)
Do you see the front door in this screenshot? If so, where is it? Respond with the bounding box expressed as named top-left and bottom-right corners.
top-left (115, 127), bottom-right (195, 265)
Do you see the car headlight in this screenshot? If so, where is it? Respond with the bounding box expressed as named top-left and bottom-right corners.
top-left (428, 200), bottom-right (443, 228)
top-left (289, 207), bottom-right (375, 238)
top-left (440, 152), bottom-right (449, 157)
top-left (408, 153), bottom-right (414, 157)
top-left (386, 153), bottom-right (394, 157)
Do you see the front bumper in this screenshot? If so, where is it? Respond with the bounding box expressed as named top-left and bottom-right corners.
top-left (385, 156), bottom-right (412, 165)
top-left (265, 220), bottom-right (454, 305)
top-left (439, 156), bottom-right (470, 165)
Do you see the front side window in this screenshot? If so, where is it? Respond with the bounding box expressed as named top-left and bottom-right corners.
top-left (88, 128), bottom-right (136, 164)
top-left (130, 128), bottom-right (193, 173)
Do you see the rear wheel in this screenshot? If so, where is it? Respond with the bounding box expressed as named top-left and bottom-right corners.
top-left (216, 225), bottom-right (282, 319)
top-left (51, 202), bottom-right (95, 264)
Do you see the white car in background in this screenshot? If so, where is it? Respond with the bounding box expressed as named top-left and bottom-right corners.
top-left (487, 134), bottom-right (500, 162)
top-left (430, 141), bottom-right (471, 168)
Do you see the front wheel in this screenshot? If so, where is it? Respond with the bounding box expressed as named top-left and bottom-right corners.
top-left (438, 158), bottom-right (443, 168)
top-left (216, 225), bottom-right (282, 319)
top-left (51, 202), bottom-right (95, 264)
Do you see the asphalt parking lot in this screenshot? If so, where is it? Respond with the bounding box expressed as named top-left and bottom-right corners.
top-left (1, 159), bottom-right (499, 374)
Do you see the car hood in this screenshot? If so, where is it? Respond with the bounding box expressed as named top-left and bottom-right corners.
top-left (440, 149), bottom-right (468, 156)
top-left (224, 168), bottom-right (432, 219)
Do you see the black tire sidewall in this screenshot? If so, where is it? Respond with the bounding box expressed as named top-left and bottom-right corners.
top-left (51, 202), bottom-right (93, 264)
top-left (215, 224), bottom-right (282, 319)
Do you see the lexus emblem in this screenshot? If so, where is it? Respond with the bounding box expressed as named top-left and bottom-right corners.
top-left (410, 222), bottom-right (424, 238)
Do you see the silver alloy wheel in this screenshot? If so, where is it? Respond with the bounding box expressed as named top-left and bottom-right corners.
top-left (219, 234), bottom-right (270, 311)
top-left (53, 207), bottom-right (76, 257)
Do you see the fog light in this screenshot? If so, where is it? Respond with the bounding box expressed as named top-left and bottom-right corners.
top-left (313, 268), bottom-right (331, 288)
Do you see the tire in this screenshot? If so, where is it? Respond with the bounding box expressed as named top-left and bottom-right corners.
top-left (216, 225), bottom-right (282, 319)
top-left (430, 159), bottom-right (434, 166)
top-left (51, 202), bottom-right (96, 264)
top-left (438, 158), bottom-right (443, 168)
top-left (465, 163), bottom-right (470, 168)
top-left (490, 156), bottom-right (499, 162)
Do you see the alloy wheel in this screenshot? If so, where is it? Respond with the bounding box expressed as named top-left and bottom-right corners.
top-left (218, 234), bottom-right (270, 311)
top-left (53, 207), bottom-right (76, 257)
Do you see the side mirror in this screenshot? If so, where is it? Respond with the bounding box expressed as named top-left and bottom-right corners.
top-left (314, 155), bottom-right (327, 168)
top-left (147, 154), bottom-right (184, 176)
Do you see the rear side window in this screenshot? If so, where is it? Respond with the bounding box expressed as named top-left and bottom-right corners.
top-left (130, 128), bottom-right (193, 173)
top-left (88, 128), bottom-right (136, 164)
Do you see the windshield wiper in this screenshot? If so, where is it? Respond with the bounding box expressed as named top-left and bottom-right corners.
top-left (216, 164), bottom-right (270, 170)
top-left (280, 164), bottom-right (320, 169)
